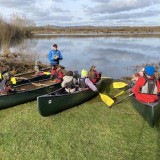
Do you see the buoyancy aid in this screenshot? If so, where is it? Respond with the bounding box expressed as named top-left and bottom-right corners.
top-left (0, 79), bottom-right (11, 94)
top-left (54, 70), bottom-right (63, 82)
top-left (140, 75), bottom-right (158, 94)
top-left (79, 78), bottom-right (87, 88)
top-left (65, 80), bottom-right (75, 89)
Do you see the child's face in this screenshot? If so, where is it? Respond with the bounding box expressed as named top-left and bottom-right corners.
top-left (53, 47), bottom-right (57, 50)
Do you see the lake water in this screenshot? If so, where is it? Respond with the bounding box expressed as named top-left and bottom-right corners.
top-left (11, 36), bottom-right (160, 79)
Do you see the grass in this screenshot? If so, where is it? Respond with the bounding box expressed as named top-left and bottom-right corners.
top-left (1, 79), bottom-right (160, 160)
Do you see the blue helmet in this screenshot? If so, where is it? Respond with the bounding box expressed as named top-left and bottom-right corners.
top-left (145, 66), bottom-right (155, 76)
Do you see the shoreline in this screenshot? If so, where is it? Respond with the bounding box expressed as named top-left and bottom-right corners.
top-left (31, 32), bottom-right (160, 38)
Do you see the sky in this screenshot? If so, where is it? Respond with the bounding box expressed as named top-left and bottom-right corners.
top-left (0, 0), bottom-right (160, 26)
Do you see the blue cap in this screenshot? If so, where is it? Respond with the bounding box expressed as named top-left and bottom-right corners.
top-left (145, 66), bottom-right (155, 76)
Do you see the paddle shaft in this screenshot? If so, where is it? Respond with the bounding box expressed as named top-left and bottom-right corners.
top-left (113, 87), bottom-right (130, 98)
top-left (110, 93), bottom-right (133, 108)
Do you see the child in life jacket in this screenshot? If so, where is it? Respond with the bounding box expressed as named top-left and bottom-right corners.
top-left (88, 66), bottom-right (101, 83)
top-left (132, 66), bottom-right (160, 103)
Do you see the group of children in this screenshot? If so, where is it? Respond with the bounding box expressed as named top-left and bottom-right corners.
top-left (50, 65), bottom-right (101, 94)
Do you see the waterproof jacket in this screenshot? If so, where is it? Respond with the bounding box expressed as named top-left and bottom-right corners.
top-left (48, 49), bottom-right (63, 65)
top-left (132, 76), bottom-right (160, 103)
top-left (61, 76), bottom-right (76, 93)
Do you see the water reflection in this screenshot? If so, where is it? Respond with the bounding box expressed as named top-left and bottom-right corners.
top-left (11, 36), bottom-right (160, 79)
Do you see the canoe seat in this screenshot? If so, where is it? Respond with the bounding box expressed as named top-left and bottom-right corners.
top-left (32, 83), bottom-right (49, 87)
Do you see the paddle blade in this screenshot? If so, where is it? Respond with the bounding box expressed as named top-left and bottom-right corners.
top-left (43, 72), bottom-right (51, 75)
top-left (11, 77), bottom-right (17, 84)
top-left (113, 90), bottom-right (125, 98)
top-left (113, 82), bottom-right (128, 89)
top-left (99, 93), bottom-right (114, 107)
top-left (0, 73), bottom-right (2, 79)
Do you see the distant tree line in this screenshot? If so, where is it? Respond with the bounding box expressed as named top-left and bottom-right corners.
top-left (31, 25), bottom-right (160, 34)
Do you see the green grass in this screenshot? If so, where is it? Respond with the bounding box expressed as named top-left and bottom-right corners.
top-left (1, 79), bottom-right (160, 160)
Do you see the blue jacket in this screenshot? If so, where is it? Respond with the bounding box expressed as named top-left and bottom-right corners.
top-left (48, 49), bottom-right (63, 65)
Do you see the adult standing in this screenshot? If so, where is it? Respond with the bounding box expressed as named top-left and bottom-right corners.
top-left (48, 44), bottom-right (63, 69)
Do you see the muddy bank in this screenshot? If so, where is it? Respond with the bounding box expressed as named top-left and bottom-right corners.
top-left (0, 54), bottom-right (48, 75)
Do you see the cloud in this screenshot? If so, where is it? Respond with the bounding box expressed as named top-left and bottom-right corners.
top-left (0, 0), bottom-right (33, 8)
top-left (87, 0), bottom-right (160, 14)
top-left (0, 0), bottom-right (160, 26)
top-left (91, 8), bottom-right (159, 21)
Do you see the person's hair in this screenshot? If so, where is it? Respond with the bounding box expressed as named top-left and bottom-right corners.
top-left (90, 65), bottom-right (96, 70)
top-left (88, 68), bottom-right (95, 78)
top-left (66, 71), bottom-right (73, 76)
top-left (53, 44), bottom-right (58, 48)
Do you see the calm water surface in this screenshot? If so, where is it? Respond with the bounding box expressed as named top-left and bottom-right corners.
top-left (11, 36), bottom-right (160, 79)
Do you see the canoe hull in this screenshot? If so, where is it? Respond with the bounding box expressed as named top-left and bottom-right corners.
top-left (37, 80), bottom-right (102, 117)
top-left (0, 82), bottom-right (61, 110)
top-left (130, 95), bottom-right (160, 127)
top-left (15, 74), bottom-right (50, 86)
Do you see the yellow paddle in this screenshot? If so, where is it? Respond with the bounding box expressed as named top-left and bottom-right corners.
top-left (98, 92), bottom-right (114, 107)
top-left (0, 73), bottom-right (2, 79)
top-left (43, 71), bottom-right (51, 75)
top-left (11, 77), bottom-right (17, 84)
top-left (113, 82), bottom-right (128, 89)
top-left (113, 87), bottom-right (130, 98)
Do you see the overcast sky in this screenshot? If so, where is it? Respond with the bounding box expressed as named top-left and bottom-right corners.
top-left (0, 0), bottom-right (160, 26)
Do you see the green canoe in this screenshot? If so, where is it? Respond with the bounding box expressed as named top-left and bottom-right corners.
top-left (37, 80), bottom-right (102, 117)
top-left (12, 67), bottom-right (51, 86)
top-left (130, 95), bottom-right (160, 127)
top-left (0, 79), bottom-right (61, 110)
top-left (0, 67), bottom-right (51, 85)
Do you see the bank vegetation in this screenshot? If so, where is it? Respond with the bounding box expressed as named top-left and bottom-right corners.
top-left (0, 15), bottom-right (34, 56)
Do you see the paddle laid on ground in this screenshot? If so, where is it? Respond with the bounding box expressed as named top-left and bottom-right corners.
top-left (110, 93), bottom-right (134, 108)
top-left (113, 87), bottom-right (130, 98)
top-left (113, 82), bottom-right (128, 89)
top-left (98, 91), bottom-right (114, 107)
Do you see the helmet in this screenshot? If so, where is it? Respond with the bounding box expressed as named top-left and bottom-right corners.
top-left (145, 66), bottom-right (155, 76)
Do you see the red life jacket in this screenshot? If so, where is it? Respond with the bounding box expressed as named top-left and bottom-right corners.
top-left (54, 70), bottom-right (63, 82)
top-left (90, 70), bottom-right (100, 83)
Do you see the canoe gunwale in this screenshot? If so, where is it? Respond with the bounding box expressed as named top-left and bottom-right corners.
top-left (131, 95), bottom-right (160, 107)
top-left (38, 80), bottom-right (102, 98)
top-left (0, 80), bottom-right (60, 97)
